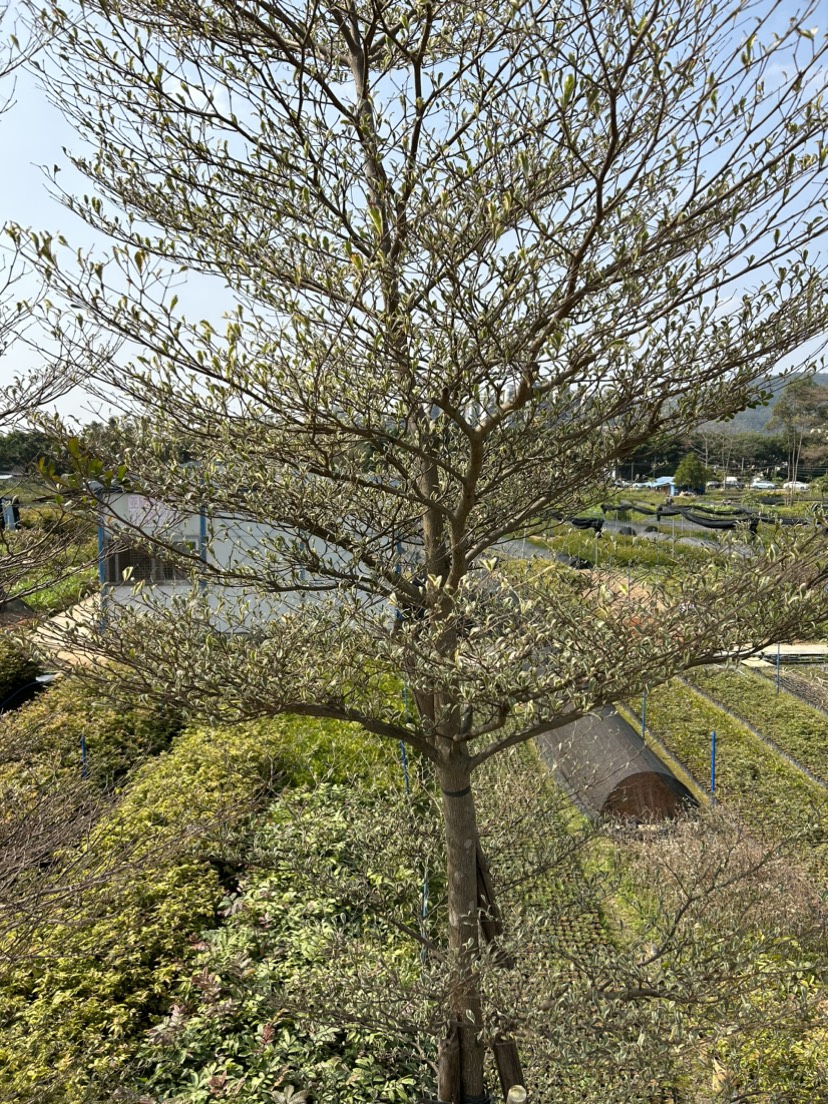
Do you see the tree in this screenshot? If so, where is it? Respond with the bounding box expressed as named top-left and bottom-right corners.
top-left (768, 376), bottom-right (828, 492)
top-left (24, 0), bottom-right (828, 1097)
top-left (0, 6), bottom-right (93, 620)
top-left (672, 453), bottom-right (710, 492)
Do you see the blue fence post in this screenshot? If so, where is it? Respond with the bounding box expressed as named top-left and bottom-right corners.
top-left (420, 865), bottom-right (429, 966)
top-left (710, 729), bottom-right (716, 804)
top-left (97, 515), bottom-right (108, 630)
top-left (776, 642), bottom-right (781, 693)
top-left (198, 505), bottom-right (208, 592)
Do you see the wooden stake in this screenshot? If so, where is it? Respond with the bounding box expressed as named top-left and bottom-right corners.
top-left (437, 1021), bottom-right (460, 1103)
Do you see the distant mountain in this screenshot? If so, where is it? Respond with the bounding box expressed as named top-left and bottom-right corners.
top-left (707, 373), bottom-right (828, 434)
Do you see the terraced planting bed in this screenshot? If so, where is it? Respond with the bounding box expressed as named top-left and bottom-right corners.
top-left (763, 663), bottom-right (828, 714)
top-left (630, 680), bottom-right (828, 870)
top-left (686, 665), bottom-right (828, 786)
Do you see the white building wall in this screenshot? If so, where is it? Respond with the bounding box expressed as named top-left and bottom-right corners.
top-left (98, 491), bottom-right (368, 631)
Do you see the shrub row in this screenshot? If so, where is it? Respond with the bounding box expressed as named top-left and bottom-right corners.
top-left (539, 529), bottom-right (719, 578)
top-left (0, 674), bottom-right (181, 792)
top-left (0, 712), bottom-right (399, 1103)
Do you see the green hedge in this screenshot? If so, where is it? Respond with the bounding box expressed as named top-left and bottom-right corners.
top-left (0, 713), bottom-right (398, 1103)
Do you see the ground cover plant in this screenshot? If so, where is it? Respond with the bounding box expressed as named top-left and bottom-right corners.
top-left (539, 527), bottom-right (722, 577)
top-left (92, 742), bottom-right (828, 1104)
top-left (3, 668), bottom-right (827, 1101)
top-left (133, 779), bottom-right (435, 1104)
top-left (1, 504), bottom-right (98, 616)
top-left (616, 684), bottom-right (828, 1098)
top-left (9, 504), bottom-right (98, 614)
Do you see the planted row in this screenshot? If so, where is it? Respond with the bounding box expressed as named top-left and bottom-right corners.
top-left (635, 681), bottom-right (828, 865)
top-left (687, 665), bottom-right (828, 786)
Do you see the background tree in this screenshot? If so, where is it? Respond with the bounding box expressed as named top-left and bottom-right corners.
top-left (623, 434), bottom-right (684, 481)
top-left (25, 0), bottom-right (828, 1098)
top-left (0, 5), bottom-right (93, 620)
top-left (767, 376), bottom-right (828, 493)
top-left (672, 453), bottom-right (710, 493)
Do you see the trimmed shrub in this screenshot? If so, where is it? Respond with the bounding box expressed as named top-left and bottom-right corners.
top-left (0, 714), bottom-right (399, 1103)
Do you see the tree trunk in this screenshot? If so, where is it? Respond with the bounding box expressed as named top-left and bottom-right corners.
top-left (438, 752), bottom-right (487, 1102)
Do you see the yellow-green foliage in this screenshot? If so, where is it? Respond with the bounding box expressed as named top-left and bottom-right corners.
top-left (0, 675), bottom-right (180, 792)
top-left (688, 664), bottom-right (828, 783)
top-left (710, 960), bottom-right (828, 1103)
top-left (0, 713), bottom-right (396, 1104)
top-left (136, 782), bottom-right (430, 1104)
top-left (636, 680), bottom-right (828, 859)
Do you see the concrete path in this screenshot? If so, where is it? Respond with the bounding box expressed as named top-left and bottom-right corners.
top-left (31, 595), bottom-right (102, 667)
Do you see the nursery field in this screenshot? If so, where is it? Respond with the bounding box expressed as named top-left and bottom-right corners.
top-left (5, 655), bottom-right (812, 1103)
top-left (687, 665), bottom-right (828, 786)
top-left (3, 496), bottom-right (828, 1103)
top-left (628, 675), bottom-right (828, 871)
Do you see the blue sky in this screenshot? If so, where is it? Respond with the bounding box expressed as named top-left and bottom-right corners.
top-left (0, 59), bottom-right (108, 421)
top-left (1, 4), bottom-right (827, 427)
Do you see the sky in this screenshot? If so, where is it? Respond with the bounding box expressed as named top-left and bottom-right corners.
top-left (1, 2), bottom-right (827, 428)
top-left (0, 55), bottom-right (110, 423)
top-left (0, 36), bottom-right (229, 425)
